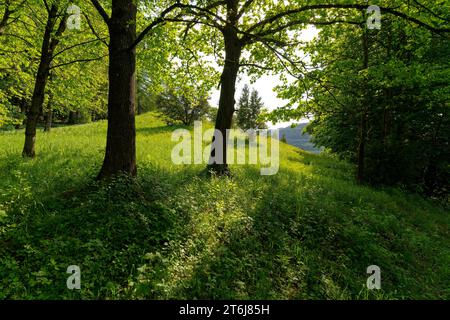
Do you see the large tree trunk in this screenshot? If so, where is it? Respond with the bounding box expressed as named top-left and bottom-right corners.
top-left (207, 22), bottom-right (241, 175)
top-left (97, 0), bottom-right (137, 179)
top-left (22, 5), bottom-right (66, 157)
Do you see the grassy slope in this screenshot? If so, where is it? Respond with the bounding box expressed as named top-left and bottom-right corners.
top-left (0, 113), bottom-right (448, 299)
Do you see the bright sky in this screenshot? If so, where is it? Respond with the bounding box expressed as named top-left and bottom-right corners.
top-left (208, 26), bottom-right (319, 129)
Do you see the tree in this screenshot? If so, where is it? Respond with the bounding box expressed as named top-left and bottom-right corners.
top-left (236, 85), bottom-right (265, 130)
top-left (154, 30), bottom-right (217, 126)
top-left (270, 6), bottom-right (450, 195)
top-left (249, 88), bottom-right (266, 129)
top-left (0, 0), bottom-right (109, 153)
top-left (88, 0), bottom-right (194, 179)
top-left (88, 0), bottom-right (223, 178)
top-left (0, 0), bottom-right (26, 36)
top-left (156, 0), bottom-right (449, 175)
top-left (88, 0), bottom-right (138, 178)
top-left (0, 0), bottom-right (37, 128)
top-left (235, 84), bottom-right (250, 129)
top-left (22, 3), bottom-right (68, 157)
top-left (156, 90), bottom-right (210, 126)
top-left (11, 1), bottom-right (108, 157)
top-left (0, 1), bottom-right (104, 132)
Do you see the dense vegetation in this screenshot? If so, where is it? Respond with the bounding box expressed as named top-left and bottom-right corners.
top-left (271, 10), bottom-right (450, 195)
top-left (1, 113), bottom-right (448, 299)
top-left (0, 0), bottom-right (448, 301)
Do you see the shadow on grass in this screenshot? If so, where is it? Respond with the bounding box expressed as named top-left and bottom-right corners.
top-left (141, 164), bottom-right (449, 300)
top-left (0, 156), bottom-right (198, 299)
top-left (1, 150), bottom-right (448, 299)
top-left (155, 166), bottom-right (356, 299)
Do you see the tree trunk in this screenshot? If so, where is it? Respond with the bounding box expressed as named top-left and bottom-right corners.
top-left (44, 109), bottom-right (53, 132)
top-left (22, 5), bottom-right (66, 157)
top-left (357, 111), bottom-right (367, 184)
top-left (68, 111), bottom-right (76, 124)
top-left (22, 7), bottom-right (55, 157)
top-left (0, 1), bottom-right (11, 36)
top-left (97, 0), bottom-right (137, 179)
top-left (207, 26), bottom-right (241, 175)
top-left (13, 97), bottom-right (27, 129)
top-left (44, 90), bottom-right (53, 132)
top-left (357, 26), bottom-right (369, 184)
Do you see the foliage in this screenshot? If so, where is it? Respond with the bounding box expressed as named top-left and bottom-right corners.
top-left (156, 89), bottom-right (210, 125)
top-left (271, 11), bottom-right (450, 196)
top-left (0, 0), bottom-right (109, 128)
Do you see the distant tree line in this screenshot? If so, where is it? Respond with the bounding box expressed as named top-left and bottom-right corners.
top-left (235, 84), bottom-right (267, 130)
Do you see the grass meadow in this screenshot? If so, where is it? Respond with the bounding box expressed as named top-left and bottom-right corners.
top-left (0, 113), bottom-right (448, 299)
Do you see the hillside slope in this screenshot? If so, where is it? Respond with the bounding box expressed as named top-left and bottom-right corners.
top-left (0, 113), bottom-right (448, 299)
top-left (278, 123), bottom-right (322, 154)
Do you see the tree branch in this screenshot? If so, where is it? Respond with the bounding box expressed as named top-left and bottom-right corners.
top-left (49, 54), bottom-right (108, 70)
top-left (49, 11), bottom-right (68, 52)
top-left (90, 0), bottom-right (110, 25)
top-left (254, 19), bottom-right (362, 40)
top-left (239, 62), bottom-right (272, 71)
top-left (42, 0), bottom-right (50, 13)
top-left (237, 0), bottom-right (255, 20)
top-left (261, 39), bottom-right (346, 110)
top-left (0, 0), bottom-right (12, 35)
top-left (131, 1), bottom-right (229, 50)
top-left (52, 37), bottom-right (107, 59)
top-left (131, 2), bottom-right (186, 50)
top-left (83, 12), bottom-right (109, 47)
top-left (1, 32), bottom-right (33, 46)
top-left (246, 4), bottom-right (450, 35)
top-left (412, 0), bottom-right (450, 22)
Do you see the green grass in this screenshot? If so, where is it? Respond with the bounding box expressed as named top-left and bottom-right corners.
top-left (0, 112), bottom-right (448, 299)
